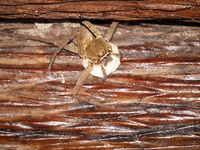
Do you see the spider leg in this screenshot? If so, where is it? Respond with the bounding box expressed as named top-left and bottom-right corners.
top-left (76, 28), bottom-right (85, 58)
top-left (5, 33), bottom-right (55, 44)
top-left (4, 33), bottom-right (78, 53)
top-left (102, 55), bottom-right (113, 66)
top-left (105, 22), bottom-right (118, 42)
top-left (73, 64), bottom-right (93, 95)
top-left (100, 63), bottom-right (107, 80)
top-left (47, 32), bottom-right (77, 72)
top-left (110, 52), bottom-right (121, 59)
top-left (82, 21), bottom-right (102, 38)
top-left (5, 32), bottom-right (78, 72)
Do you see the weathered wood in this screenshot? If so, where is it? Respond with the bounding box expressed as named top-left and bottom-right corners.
top-left (0, 21), bottom-right (200, 149)
top-left (0, 0), bottom-right (200, 21)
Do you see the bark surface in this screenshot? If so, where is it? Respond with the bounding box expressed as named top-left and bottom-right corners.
top-left (0, 21), bottom-right (200, 149)
top-left (0, 0), bottom-right (200, 149)
top-left (0, 0), bottom-right (200, 21)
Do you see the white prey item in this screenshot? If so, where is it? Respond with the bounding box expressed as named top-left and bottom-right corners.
top-left (82, 43), bottom-right (120, 78)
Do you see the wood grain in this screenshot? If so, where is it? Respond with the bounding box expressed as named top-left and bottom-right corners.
top-left (0, 21), bottom-right (200, 149)
top-left (0, 0), bottom-right (200, 21)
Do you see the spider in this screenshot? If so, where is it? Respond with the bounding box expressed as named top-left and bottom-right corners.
top-left (47, 21), bottom-right (121, 95)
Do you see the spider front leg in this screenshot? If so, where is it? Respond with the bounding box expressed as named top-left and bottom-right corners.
top-left (47, 31), bottom-right (77, 72)
top-left (73, 64), bottom-right (93, 95)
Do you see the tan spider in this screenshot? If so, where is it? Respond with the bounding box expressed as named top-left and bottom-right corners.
top-left (47, 21), bottom-right (121, 95)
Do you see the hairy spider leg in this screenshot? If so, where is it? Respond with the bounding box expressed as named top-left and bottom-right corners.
top-left (82, 21), bottom-right (102, 38)
top-left (73, 64), bottom-right (93, 95)
top-left (105, 22), bottom-right (118, 42)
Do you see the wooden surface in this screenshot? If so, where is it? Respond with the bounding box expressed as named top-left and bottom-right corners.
top-left (0, 0), bottom-right (200, 149)
top-left (0, 0), bottom-right (200, 21)
top-left (0, 20), bottom-right (200, 149)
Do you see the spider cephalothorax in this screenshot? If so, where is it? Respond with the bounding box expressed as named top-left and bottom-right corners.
top-left (85, 38), bottom-right (112, 63)
top-left (47, 21), bottom-right (120, 95)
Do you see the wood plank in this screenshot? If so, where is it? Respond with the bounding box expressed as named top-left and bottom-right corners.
top-left (0, 0), bottom-right (200, 21)
top-left (0, 21), bottom-right (200, 149)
